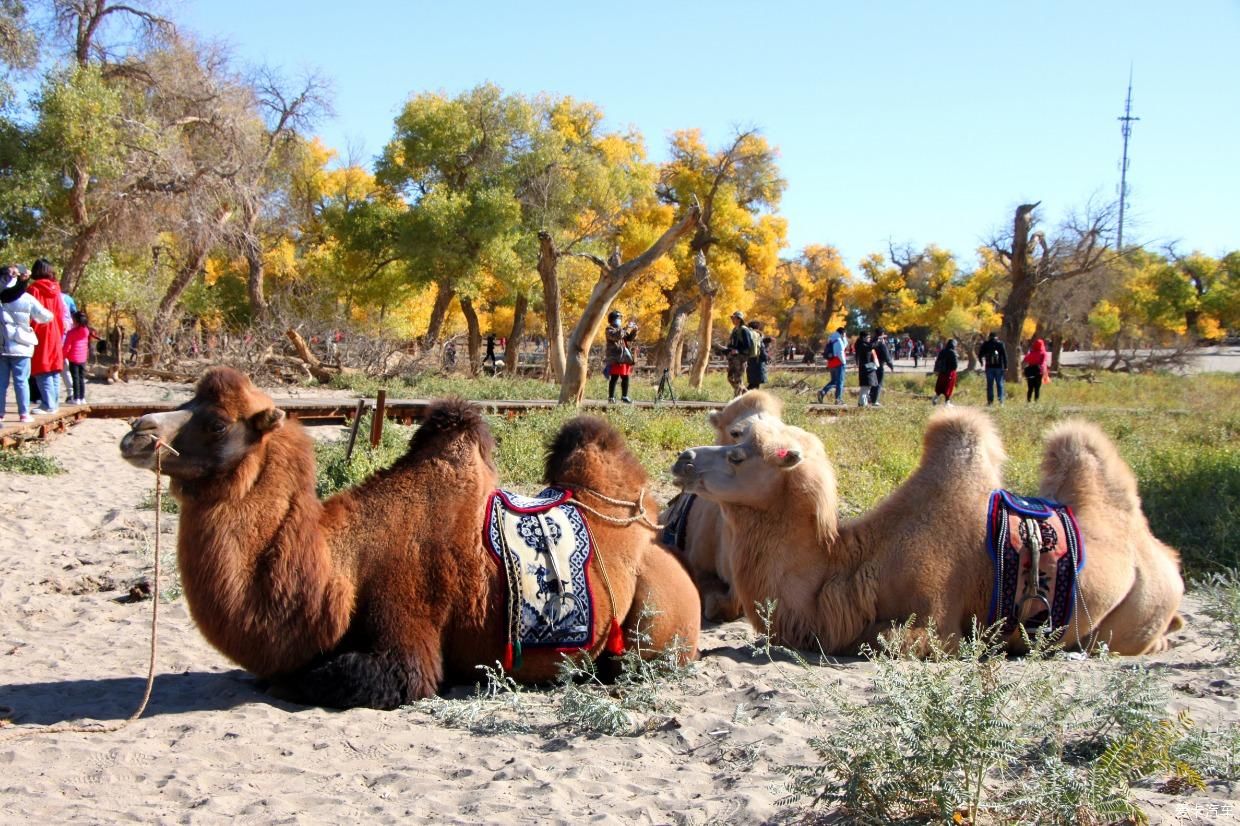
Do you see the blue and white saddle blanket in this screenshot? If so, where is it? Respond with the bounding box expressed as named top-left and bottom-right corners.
top-left (985, 490), bottom-right (1086, 635)
top-left (484, 487), bottom-right (597, 651)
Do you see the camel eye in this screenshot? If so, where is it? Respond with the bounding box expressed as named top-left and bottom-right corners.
top-left (210, 419), bottom-right (229, 435)
top-left (729, 428), bottom-right (742, 439)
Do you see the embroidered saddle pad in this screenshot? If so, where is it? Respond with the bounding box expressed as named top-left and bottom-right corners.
top-left (661, 492), bottom-right (697, 552)
top-left (985, 490), bottom-right (1086, 635)
top-left (484, 487), bottom-right (596, 651)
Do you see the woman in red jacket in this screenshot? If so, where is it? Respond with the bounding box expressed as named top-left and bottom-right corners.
top-left (1022, 338), bottom-right (1051, 402)
top-left (27, 259), bottom-right (66, 413)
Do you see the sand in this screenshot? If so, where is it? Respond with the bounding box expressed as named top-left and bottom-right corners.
top-left (0, 383), bottom-right (1237, 824)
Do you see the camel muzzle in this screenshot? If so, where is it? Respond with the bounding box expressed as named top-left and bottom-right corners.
top-left (671, 449), bottom-right (700, 487)
top-left (119, 410), bottom-right (192, 469)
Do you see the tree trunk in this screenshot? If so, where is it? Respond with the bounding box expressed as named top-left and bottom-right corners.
top-left (690, 292), bottom-right (714, 388)
top-left (536, 232), bottom-right (566, 381)
top-left (558, 204), bottom-right (701, 405)
top-left (459, 296), bottom-right (482, 376)
top-left (148, 249), bottom-right (210, 365)
top-left (1050, 334), bottom-right (1064, 372)
top-left (504, 293), bottom-right (528, 376)
top-left (243, 210), bottom-right (268, 321)
top-left (422, 281), bottom-right (455, 346)
top-left (660, 296), bottom-right (696, 374)
top-left (60, 219), bottom-right (105, 295)
top-left (999, 203), bottom-right (1040, 382)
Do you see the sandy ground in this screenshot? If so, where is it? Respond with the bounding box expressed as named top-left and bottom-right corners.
top-left (0, 386), bottom-right (1237, 824)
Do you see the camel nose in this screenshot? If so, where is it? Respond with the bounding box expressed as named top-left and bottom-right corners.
top-left (672, 449), bottom-right (698, 479)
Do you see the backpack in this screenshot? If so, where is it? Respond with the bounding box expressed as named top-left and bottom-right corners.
top-left (742, 327), bottom-right (761, 358)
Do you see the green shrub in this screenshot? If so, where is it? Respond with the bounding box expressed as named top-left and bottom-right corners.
top-left (0, 447), bottom-right (64, 475)
top-left (314, 412), bottom-right (411, 498)
top-left (1194, 569), bottom-right (1240, 664)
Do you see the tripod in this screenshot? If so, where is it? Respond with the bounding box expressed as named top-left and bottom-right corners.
top-left (655, 368), bottom-right (678, 406)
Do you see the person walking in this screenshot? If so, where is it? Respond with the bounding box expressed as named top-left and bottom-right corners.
top-left (604, 310), bottom-right (637, 403)
top-left (1, 263), bottom-right (53, 422)
top-left (64, 310), bottom-right (100, 405)
top-left (854, 330), bottom-right (879, 407)
top-left (869, 327), bottom-right (895, 406)
top-left (978, 331), bottom-right (1008, 406)
top-left (483, 333), bottom-right (497, 368)
top-left (816, 326), bottom-right (848, 405)
top-left (1023, 338), bottom-right (1051, 402)
top-left (931, 338), bottom-right (959, 406)
top-left (26, 258), bottom-right (66, 413)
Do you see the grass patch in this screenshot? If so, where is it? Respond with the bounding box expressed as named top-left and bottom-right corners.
top-left (323, 367), bottom-right (1237, 577)
top-left (0, 447), bottom-right (65, 475)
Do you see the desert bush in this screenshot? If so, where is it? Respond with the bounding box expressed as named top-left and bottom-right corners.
top-left (772, 620), bottom-right (1208, 825)
top-left (1194, 569), bottom-right (1240, 664)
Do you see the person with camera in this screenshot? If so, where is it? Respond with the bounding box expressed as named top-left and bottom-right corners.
top-left (604, 309), bottom-right (638, 404)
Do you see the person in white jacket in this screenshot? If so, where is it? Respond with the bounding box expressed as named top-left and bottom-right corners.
top-left (1, 264), bottom-right (53, 422)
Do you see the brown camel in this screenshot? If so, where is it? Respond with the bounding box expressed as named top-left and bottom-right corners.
top-left (660, 391), bottom-right (784, 621)
top-left (120, 368), bottom-right (700, 709)
top-left (671, 406), bottom-right (1184, 655)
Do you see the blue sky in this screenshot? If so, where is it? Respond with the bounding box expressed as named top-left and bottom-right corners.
top-left (180, 1), bottom-right (1239, 270)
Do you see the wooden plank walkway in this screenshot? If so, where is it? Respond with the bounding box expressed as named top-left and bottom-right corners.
top-left (0, 406), bottom-right (92, 448)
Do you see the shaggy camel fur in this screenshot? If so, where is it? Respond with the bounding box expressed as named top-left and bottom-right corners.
top-left (671, 407), bottom-right (1184, 655)
top-left (120, 368), bottom-right (700, 709)
top-left (660, 391), bottom-right (784, 621)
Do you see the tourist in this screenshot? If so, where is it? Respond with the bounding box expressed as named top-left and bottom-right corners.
top-left (931, 338), bottom-right (959, 406)
top-left (854, 329), bottom-right (879, 407)
top-left (745, 320), bottom-right (767, 391)
top-left (1023, 338), bottom-right (1050, 402)
top-left (484, 332), bottom-right (497, 367)
top-left (724, 311), bottom-right (751, 397)
top-left (869, 327), bottom-right (895, 406)
top-left (1, 263), bottom-right (54, 422)
top-left (27, 258), bottom-right (66, 414)
top-left (604, 309), bottom-right (637, 403)
top-left (978, 331), bottom-right (1008, 405)
top-left (816, 326), bottom-right (847, 405)
top-left (64, 310), bottom-right (100, 405)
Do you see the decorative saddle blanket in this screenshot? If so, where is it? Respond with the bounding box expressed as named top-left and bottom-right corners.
top-left (661, 492), bottom-right (697, 552)
top-left (985, 490), bottom-right (1086, 635)
top-left (484, 487), bottom-right (596, 655)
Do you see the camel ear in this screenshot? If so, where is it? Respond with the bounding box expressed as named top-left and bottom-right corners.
top-left (773, 447), bottom-right (802, 468)
top-left (251, 407), bottom-right (285, 433)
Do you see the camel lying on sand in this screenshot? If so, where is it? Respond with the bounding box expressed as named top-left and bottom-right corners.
top-left (660, 391), bottom-right (783, 622)
top-left (671, 406), bottom-right (1184, 655)
top-left (120, 368), bottom-right (700, 709)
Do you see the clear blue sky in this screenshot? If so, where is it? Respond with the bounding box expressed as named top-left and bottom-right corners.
top-left (181, 1), bottom-right (1239, 270)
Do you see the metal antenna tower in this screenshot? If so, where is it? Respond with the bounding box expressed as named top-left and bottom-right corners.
top-left (1116, 68), bottom-right (1139, 250)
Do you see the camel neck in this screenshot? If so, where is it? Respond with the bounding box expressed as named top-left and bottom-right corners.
top-left (174, 427), bottom-right (352, 677)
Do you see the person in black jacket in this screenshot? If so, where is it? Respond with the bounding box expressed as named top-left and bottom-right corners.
top-left (869, 327), bottom-right (895, 406)
top-left (854, 330), bottom-right (879, 407)
top-left (932, 339), bottom-right (958, 406)
top-left (977, 331), bottom-right (1008, 405)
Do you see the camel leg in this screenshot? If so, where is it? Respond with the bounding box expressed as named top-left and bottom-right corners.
top-left (1076, 549), bottom-right (1185, 655)
top-left (696, 571), bottom-right (744, 623)
top-left (283, 619), bottom-right (446, 709)
top-left (625, 545), bottom-right (701, 663)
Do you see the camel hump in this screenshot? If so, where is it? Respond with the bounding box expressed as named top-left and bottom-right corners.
top-left (544, 416), bottom-right (647, 491)
top-left (708, 390), bottom-right (784, 436)
top-left (1038, 419), bottom-right (1142, 515)
top-left (408, 398), bottom-right (495, 462)
top-left (920, 406), bottom-right (1007, 472)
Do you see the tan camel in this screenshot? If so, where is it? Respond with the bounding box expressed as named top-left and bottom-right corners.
top-left (120, 368), bottom-right (700, 709)
top-left (671, 406), bottom-right (1184, 655)
top-left (660, 391), bottom-right (784, 621)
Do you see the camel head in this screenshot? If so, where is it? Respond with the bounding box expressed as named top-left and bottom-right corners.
top-left (707, 390), bottom-right (784, 444)
top-left (120, 367), bottom-right (286, 481)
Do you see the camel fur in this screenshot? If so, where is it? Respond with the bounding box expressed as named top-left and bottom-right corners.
top-left (120, 367), bottom-right (700, 709)
top-left (671, 406), bottom-right (1184, 655)
top-left (660, 391), bottom-right (784, 621)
